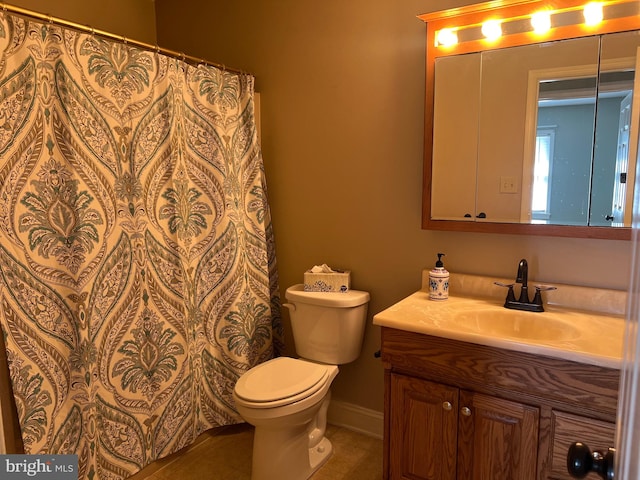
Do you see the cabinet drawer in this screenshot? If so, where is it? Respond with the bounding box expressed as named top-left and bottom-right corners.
top-left (548, 410), bottom-right (615, 480)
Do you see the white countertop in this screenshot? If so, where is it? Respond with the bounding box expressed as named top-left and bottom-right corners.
top-left (373, 273), bottom-right (626, 369)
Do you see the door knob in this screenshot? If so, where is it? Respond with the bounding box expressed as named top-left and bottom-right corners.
top-left (567, 442), bottom-right (615, 479)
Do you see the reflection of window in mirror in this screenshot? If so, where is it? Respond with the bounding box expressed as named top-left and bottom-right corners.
top-left (532, 127), bottom-right (555, 223)
top-left (534, 77), bottom-right (596, 226)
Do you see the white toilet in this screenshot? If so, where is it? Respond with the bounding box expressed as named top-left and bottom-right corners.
top-left (232, 284), bottom-right (370, 480)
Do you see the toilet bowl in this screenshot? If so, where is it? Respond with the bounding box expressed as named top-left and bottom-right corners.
top-left (232, 284), bottom-right (370, 480)
top-left (233, 357), bottom-right (339, 480)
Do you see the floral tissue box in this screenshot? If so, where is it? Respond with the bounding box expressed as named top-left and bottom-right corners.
top-left (303, 265), bottom-right (350, 292)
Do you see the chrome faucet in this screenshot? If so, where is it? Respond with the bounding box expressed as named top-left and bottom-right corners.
top-left (494, 258), bottom-right (556, 312)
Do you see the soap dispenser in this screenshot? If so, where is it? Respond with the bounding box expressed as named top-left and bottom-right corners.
top-left (429, 253), bottom-right (449, 301)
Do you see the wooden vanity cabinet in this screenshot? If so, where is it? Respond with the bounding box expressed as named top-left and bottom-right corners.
top-left (381, 327), bottom-right (619, 480)
top-left (391, 374), bottom-right (539, 479)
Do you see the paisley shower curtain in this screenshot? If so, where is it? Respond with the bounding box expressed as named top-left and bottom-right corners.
top-left (0, 11), bottom-right (282, 480)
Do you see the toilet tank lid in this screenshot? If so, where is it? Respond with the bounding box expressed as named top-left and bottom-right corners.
top-left (285, 284), bottom-right (370, 307)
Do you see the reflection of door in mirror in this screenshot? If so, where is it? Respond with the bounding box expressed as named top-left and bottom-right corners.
top-left (592, 88), bottom-right (632, 226)
top-left (592, 33), bottom-right (640, 228)
top-left (610, 92), bottom-right (632, 226)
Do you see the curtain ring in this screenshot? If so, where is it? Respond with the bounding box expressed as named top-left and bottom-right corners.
top-left (122, 36), bottom-right (127, 45)
top-left (180, 52), bottom-right (186, 62)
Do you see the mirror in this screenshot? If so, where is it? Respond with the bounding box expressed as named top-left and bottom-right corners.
top-left (421, 1), bottom-right (640, 239)
top-left (522, 31), bottom-right (640, 227)
top-left (487, 37), bottom-right (603, 226)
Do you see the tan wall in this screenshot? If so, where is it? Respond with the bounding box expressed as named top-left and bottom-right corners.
top-left (6, 0), bottom-right (156, 44)
top-left (153, 0), bottom-right (632, 415)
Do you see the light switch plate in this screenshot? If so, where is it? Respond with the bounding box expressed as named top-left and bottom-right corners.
top-left (500, 176), bottom-right (518, 193)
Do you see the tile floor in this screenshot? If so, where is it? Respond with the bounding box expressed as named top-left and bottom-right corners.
top-left (130, 423), bottom-right (383, 480)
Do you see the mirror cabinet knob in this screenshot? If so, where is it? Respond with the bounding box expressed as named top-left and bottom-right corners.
top-left (461, 406), bottom-right (472, 416)
top-left (442, 401), bottom-right (452, 411)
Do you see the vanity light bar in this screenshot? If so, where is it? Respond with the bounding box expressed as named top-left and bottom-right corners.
top-left (583, 1), bottom-right (605, 24)
top-left (434, 0), bottom-right (628, 47)
top-left (530, 10), bottom-right (552, 33)
top-left (481, 18), bottom-right (504, 40)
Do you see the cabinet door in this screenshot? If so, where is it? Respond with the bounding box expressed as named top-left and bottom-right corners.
top-left (458, 391), bottom-right (540, 480)
top-left (431, 53), bottom-right (481, 221)
top-left (547, 410), bottom-right (615, 480)
top-left (390, 373), bottom-right (458, 480)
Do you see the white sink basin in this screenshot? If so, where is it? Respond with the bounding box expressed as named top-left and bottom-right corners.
top-left (373, 283), bottom-right (625, 368)
top-left (445, 309), bottom-right (581, 342)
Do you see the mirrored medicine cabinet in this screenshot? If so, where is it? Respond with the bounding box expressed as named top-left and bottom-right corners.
top-left (420, 0), bottom-right (640, 239)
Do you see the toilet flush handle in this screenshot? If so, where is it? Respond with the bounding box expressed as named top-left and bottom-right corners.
top-left (283, 303), bottom-right (296, 312)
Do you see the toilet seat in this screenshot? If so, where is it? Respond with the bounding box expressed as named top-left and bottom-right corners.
top-left (234, 357), bottom-right (331, 408)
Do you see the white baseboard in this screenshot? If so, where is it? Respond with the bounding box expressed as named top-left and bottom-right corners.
top-left (327, 399), bottom-right (384, 440)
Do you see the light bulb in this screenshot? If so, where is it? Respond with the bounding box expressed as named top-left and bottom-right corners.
top-left (436, 28), bottom-right (458, 47)
top-left (531, 11), bottom-right (551, 34)
top-left (583, 2), bottom-right (603, 26)
top-left (481, 19), bottom-right (502, 41)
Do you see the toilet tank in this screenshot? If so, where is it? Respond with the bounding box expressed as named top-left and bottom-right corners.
top-left (284, 284), bottom-right (370, 364)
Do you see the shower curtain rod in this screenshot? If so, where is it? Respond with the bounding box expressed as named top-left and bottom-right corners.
top-left (0, 2), bottom-right (248, 75)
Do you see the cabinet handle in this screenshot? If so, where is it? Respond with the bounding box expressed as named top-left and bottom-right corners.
top-left (461, 406), bottom-right (472, 416)
top-left (442, 401), bottom-right (452, 411)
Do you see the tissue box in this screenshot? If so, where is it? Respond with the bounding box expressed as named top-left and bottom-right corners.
top-left (304, 270), bottom-right (351, 292)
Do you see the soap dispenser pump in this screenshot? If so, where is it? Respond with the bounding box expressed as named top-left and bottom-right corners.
top-left (429, 253), bottom-right (449, 300)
